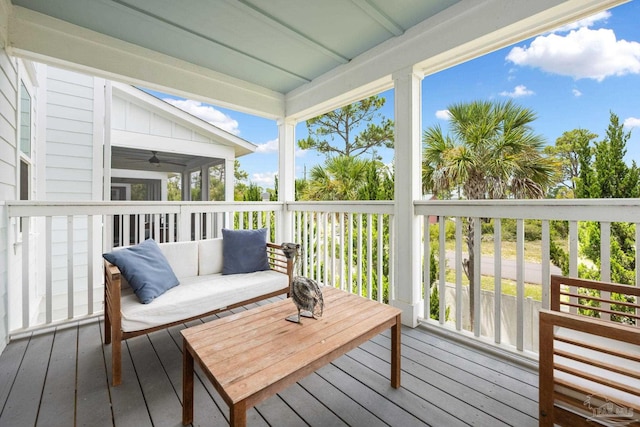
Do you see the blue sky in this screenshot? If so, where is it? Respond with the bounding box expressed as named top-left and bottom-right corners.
top-left (148, 1), bottom-right (640, 190)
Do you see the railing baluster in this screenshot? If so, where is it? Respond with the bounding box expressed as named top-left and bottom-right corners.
top-left (87, 215), bottom-right (94, 315)
top-left (330, 213), bottom-right (336, 289)
top-left (600, 222), bottom-right (611, 321)
top-left (123, 214), bottom-right (130, 246)
top-left (541, 220), bottom-right (550, 310)
top-left (423, 215), bottom-right (430, 319)
top-left (367, 213), bottom-right (373, 299)
top-left (46, 217), bottom-right (52, 324)
top-left (455, 217), bottom-right (462, 331)
top-left (21, 217), bottom-right (30, 329)
top-left (494, 218), bottom-right (502, 343)
top-left (317, 212), bottom-right (322, 284)
top-left (438, 216), bottom-right (446, 325)
top-left (636, 222), bottom-right (640, 327)
top-left (302, 211), bottom-right (308, 277)
top-left (388, 214), bottom-right (395, 302)
top-left (323, 213), bottom-right (328, 286)
top-left (473, 217), bottom-right (481, 337)
top-left (516, 219), bottom-right (524, 351)
top-left (67, 215), bottom-right (74, 320)
top-left (339, 212), bottom-right (345, 291)
top-left (138, 214), bottom-right (145, 243)
top-left (357, 213), bottom-right (363, 297)
top-left (347, 213), bottom-right (353, 294)
top-left (377, 214), bottom-right (383, 303)
top-left (569, 220), bottom-right (578, 314)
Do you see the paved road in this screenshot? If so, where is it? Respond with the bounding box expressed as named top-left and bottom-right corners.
top-left (444, 251), bottom-right (561, 285)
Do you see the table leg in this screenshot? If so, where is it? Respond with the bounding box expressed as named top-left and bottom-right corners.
top-left (391, 313), bottom-right (401, 388)
top-left (182, 339), bottom-right (194, 425)
top-left (230, 401), bottom-right (247, 427)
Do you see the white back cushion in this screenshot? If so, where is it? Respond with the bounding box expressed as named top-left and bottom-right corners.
top-left (159, 241), bottom-right (198, 279)
top-left (198, 238), bottom-right (224, 275)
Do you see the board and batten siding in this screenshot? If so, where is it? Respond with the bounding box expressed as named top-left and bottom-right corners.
top-left (0, 49), bottom-right (18, 351)
top-left (112, 95), bottom-right (215, 144)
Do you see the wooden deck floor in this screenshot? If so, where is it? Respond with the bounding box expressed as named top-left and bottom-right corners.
top-left (0, 299), bottom-right (539, 427)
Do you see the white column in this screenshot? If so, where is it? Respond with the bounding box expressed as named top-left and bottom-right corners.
top-left (201, 165), bottom-right (209, 201)
top-left (392, 67), bottom-right (423, 327)
top-left (181, 171), bottom-right (189, 201)
top-left (224, 158), bottom-right (234, 201)
top-left (277, 119), bottom-right (295, 244)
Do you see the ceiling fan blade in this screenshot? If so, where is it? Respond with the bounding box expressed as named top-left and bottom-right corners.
top-left (147, 150), bottom-right (186, 167)
top-left (164, 160), bottom-right (187, 167)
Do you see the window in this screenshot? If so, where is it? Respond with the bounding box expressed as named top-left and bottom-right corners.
top-left (20, 160), bottom-right (29, 200)
top-left (19, 81), bottom-right (32, 201)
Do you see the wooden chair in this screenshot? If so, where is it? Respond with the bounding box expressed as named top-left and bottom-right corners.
top-left (539, 275), bottom-right (640, 426)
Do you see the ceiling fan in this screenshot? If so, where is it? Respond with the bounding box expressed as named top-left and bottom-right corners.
top-left (148, 151), bottom-right (186, 167)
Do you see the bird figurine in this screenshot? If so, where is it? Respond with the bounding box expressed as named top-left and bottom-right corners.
top-left (281, 243), bottom-right (324, 324)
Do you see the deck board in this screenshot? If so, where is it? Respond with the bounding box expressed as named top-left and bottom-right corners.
top-left (0, 331), bottom-right (53, 426)
top-left (0, 298), bottom-right (540, 427)
top-left (76, 321), bottom-right (114, 427)
top-left (39, 326), bottom-right (77, 426)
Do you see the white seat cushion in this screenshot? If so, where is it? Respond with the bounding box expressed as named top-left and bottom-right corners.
top-left (120, 270), bottom-right (288, 332)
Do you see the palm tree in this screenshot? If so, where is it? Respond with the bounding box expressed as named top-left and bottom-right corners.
top-left (303, 155), bottom-right (371, 200)
top-left (423, 100), bottom-right (557, 329)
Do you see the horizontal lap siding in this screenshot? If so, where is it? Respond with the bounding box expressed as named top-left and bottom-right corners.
top-left (0, 49), bottom-right (17, 352)
top-left (45, 68), bottom-right (95, 201)
top-left (45, 68), bottom-right (98, 320)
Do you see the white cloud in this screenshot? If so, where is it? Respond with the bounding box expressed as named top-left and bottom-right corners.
top-left (624, 117), bottom-right (640, 129)
top-left (255, 138), bottom-right (307, 157)
top-left (506, 27), bottom-right (640, 81)
top-left (251, 171), bottom-right (277, 187)
top-left (435, 109), bottom-right (451, 120)
top-left (499, 85), bottom-right (534, 98)
top-left (554, 11), bottom-right (611, 33)
top-left (255, 138), bottom-right (278, 153)
top-left (163, 98), bottom-right (240, 135)
top-left (572, 88), bottom-right (583, 97)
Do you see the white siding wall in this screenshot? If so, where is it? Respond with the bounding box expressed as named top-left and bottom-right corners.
top-left (45, 67), bottom-right (96, 200)
top-left (0, 49), bottom-right (17, 350)
top-left (44, 67), bottom-right (102, 315)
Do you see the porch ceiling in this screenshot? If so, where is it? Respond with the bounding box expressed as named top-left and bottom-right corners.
top-left (10, 0), bottom-right (459, 95)
top-left (111, 146), bottom-right (223, 173)
top-left (4, 0), bottom-right (627, 119)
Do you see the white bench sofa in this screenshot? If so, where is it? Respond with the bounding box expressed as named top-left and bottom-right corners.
top-left (104, 237), bottom-right (293, 386)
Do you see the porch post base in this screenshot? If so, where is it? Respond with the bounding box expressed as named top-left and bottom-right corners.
top-left (390, 298), bottom-right (423, 328)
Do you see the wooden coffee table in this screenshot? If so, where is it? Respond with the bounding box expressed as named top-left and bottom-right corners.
top-left (181, 286), bottom-right (402, 426)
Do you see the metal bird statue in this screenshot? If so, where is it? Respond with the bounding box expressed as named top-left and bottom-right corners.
top-left (281, 243), bottom-right (324, 324)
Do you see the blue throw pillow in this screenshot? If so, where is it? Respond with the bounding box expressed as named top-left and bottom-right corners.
top-left (103, 238), bottom-right (179, 304)
top-left (222, 228), bottom-right (270, 275)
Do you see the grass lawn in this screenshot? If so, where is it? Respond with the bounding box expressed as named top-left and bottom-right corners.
top-left (444, 239), bottom-right (546, 263)
top-left (445, 269), bottom-right (543, 301)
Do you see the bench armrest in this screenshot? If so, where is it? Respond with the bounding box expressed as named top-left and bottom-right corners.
top-left (267, 243), bottom-right (294, 290)
top-left (104, 260), bottom-right (122, 330)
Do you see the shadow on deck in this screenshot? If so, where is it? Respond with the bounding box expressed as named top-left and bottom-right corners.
top-left (0, 298), bottom-right (539, 426)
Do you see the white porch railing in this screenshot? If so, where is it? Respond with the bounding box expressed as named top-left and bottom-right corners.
top-left (287, 201), bottom-right (395, 303)
top-left (6, 198), bottom-right (640, 358)
top-left (5, 201), bottom-right (281, 334)
top-left (416, 199), bottom-right (640, 355)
